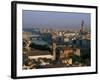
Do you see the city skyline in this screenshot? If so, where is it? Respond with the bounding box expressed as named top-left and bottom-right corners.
top-left (22, 10), bottom-right (91, 69)
top-left (23, 10), bottom-right (90, 31)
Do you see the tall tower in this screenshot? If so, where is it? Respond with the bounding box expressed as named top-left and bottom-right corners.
top-left (52, 43), bottom-right (56, 60)
top-left (81, 20), bottom-right (84, 32)
top-left (52, 32), bottom-right (57, 61)
top-left (79, 20), bottom-right (84, 35)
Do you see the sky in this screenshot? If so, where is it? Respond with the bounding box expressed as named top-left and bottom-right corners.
top-left (22, 10), bottom-right (90, 31)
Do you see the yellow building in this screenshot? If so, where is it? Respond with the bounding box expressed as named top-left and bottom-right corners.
top-left (60, 47), bottom-right (80, 65)
top-left (60, 47), bottom-right (73, 65)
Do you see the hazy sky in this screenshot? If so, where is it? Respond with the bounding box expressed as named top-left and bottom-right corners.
top-left (22, 10), bottom-right (90, 30)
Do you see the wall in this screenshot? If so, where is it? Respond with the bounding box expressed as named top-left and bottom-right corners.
top-left (0, 0), bottom-right (99, 80)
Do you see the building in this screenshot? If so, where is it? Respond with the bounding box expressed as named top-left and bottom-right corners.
top-left (74, 48), bottom-right (80, 56)
top-left (73, 39), bottom-right (90, 48)
top-left (23, 32), bottom-right (30, 40)
top-left (60, 47), bottom-right (73, 65)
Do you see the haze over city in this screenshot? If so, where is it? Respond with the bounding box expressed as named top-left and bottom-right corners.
top-left (23, 10), bottom-right (90, 31)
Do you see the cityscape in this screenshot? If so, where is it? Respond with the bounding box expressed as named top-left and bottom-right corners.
top-left (22, 10), bottom-right (91, 69)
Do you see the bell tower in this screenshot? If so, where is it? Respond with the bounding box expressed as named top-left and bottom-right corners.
top-left (79, 20), bottom-right (84, 35)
